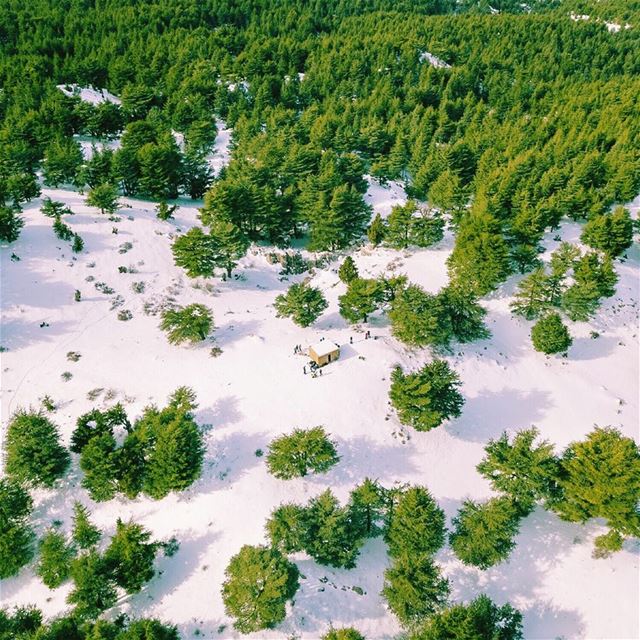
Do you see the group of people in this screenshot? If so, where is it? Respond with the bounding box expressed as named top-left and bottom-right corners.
top-left (303, 361), bottom-right (323, 377)
top-left (293, 344), bottom-right (305, 355)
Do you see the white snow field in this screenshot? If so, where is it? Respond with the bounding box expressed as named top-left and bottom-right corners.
top-left (1, 129), bottom-right (639, 639)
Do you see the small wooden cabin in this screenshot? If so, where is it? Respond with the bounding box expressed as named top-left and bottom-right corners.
top-left (308, 340), bottom-right (340, 367)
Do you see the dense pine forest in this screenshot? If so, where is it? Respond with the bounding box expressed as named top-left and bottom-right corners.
top-left (1, 0), bottom-right (639, 638)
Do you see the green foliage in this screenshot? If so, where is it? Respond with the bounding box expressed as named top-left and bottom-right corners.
top-left (43, 138), bottom-right (83, 187)
top-left (531, 312), bottom-right (572, 354)
top-left (86, 183), bottom-right (120, 216)
top-left (222, 545), bottom-right (299, 633)
top-left (274, 282), bottom-right (328, 327)
top-left (155, 202), bottom-right (178, 221)
top-left (79, 432), bottom-right (118, 501)
top-left (382, 554), bottom-right (449, 627)
top-left (172, 227), bottom-right (218, 277)
top-left (389, 360), bottom-right (464, 431)
top-left (338, 256), bottom-right (359, 284)
top-left (384, 486), bottom-right (446, 559)
top-left (477, 428), bottom-right (559, 510)
top-left (103, 519), bottom-right (156, 594)
top-left (438, 286), bottom-right (490, 343)
top-left (72, 502), bottom-right (102, 550)
top-left (367, 213), bottom-right (386, 247)
top-left (322, 628), bottom-right (365, 640)
top-left (348, 478), bottom-right (388, 537)
top-left (117, 619), bottom-right (179, 640)
top-left (410, 594), bottom-right (524, 640)
top-left (160, 304), bottom-right (213, 344)
top-left (67, 551), bottom-right (117, 619)
top-left (552, 427), bottom-right (640, 539)
top-left (581, 206), bottom-right (633, 257)
top-left (0, 479), bottom-right (34, 579)
top-left (4, 409), bottom-right (70, 487)
top-left (37, 529), bottom-right (75, 588)
top-left (41, 198), bottom-right (73, 218)
top-left (266, 427), bottom-right (339, 479)
top-left (384, 201), bottom-right (444, 249)
top-left (266, 503), bottom-right (308, 554)
top-left (593, 529), bottom-right (624, 559)
top-left (208, 218), bottom-right (250, 277)
top-left (449, 497), bottom-right (523, 569)
top-left (339, 278), bottom-right (384, 323)
top-left (0, 206), bottom-right (24, 243)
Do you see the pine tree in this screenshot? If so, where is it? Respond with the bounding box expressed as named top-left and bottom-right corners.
top-left (118, 619), bottom-right (180, 640)
top-left (138, 140), bottom-right (183, 200)
top-left (42, 138), bottom-right (83, 187)
top-left (103, 519), bottom-right (156, 593)
top-left (389, 361), bottom-right (464, 432)
top-left (449, 497), bottom-right (523, 569)
top-left (510, 268), bottom-right (555, 320)
top-left (410, 594), bottom-right (524, 640)
top-left (322, 628), bottom-right (365, 640)
top-left (79, 432), bottom-right (118, 502)
top-left (338, 256), bottom-right (359, 284)
top-left (384, 486), bottom-right (446, 559)
top-left (86, 183), bottom-right (120, 216)
top-left (438, 286), bottom-right (490, 343)
top-left (348, 478), bottom-right (387, 537)
top-left (266, 503), bottom-right (308, 554)
top-left (67, 551), bottom-right (117, 619)
top-left (207, 218), bottom-right (249, 278)
top-left (41, 198), bottom-right (73, 218)
top-left (274, 282), bottom-right (328, 327)
top-left (172, 227), bottom-right (217, 278)
top-left (367, 213), bottom-right (386, 247)
top-left (410, 206), bottom-right (445, 247)
top-left (71, 409), bottom-right (113, 454)
top-left (267, 427), bottom-right (339, 479)
top-left (338, 278), bottom-right (384, 323)
top-left (382, 554), bottom-right (449, 627)
top-left (389, 284), bottom-right (452, 348)
top-left (71, 502), bottom-right (102, 550)
top-left (222, 545), bottom-right (299, 633)
top-left (36, 529), bottom-right (74, 588)
top-left (385, 201), bottom-right (415, 249)
top-left (115, 432), bottom-right (147, 499)
top-left (0, 206), bottom-right (24, 243)
top-left (4, 410), bottom-right (70, 487)
top-left (552, 427), bottom-right (640, 540)
top-left (531, 312), bottom-right (572, 354)
top-left (0, 479), bottom-right (35, 579)
top-left (71, 234), bottom-right (84, 253)
top-left (155, 201), bottom-right (178, 221)
top-left (53, 215), bottom-right (74, 241)
top-left (160, 304), bottom-right (213, 344)
top-left (428, 169), bottom-right (466, 217)
top-left (477, 428), bottom-right (559, 510)
top-left (582, 206), bottom-right (633, 257)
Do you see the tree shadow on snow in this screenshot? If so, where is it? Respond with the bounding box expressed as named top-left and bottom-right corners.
top-left (568, 335), bottom-right (619, 361)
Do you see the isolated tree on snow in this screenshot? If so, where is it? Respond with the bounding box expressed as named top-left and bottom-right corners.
top-left (72, 502), bottom-right (102, 550)
top-left (338, 256), bottom-right (359, 284)
top-left (389, 360), bottom-right (464, 432)
top-left (222, 544), bottom-right (299, 633)
top-left (367, 213), bottom-right (386, 246)
top-left (449, 497), bottom-right (523, 569)
top-left (0, 206), bottom-right (24, 243)
top-left (4, 410), bottom-right (70, 487)
top-left (266, 503), bottom-right (308, 554)
top-left (36, 529), bottom-right (74, 588)
top-left (67, 550), bottom-right (117, 619)
top-left (103, 519), bottom-right (156, 593)
top-left (477, 428), bottom-right (559, 511)
top-left (86, 183), bottom-right (120, 216)
top-left (384, 486), bottom-right (446, 559)
top-left (41, 198), bottom-right (73, 218)
top-left (531, 312), bottom-right (572, 355)
top-left (267, 427), bottom-right (339, 479)
top-left (0, 479), bottom-right (35, 579)
top-left (172, 227), bottom-right (217, 277)
top-left (382, 554), bottom-right (449, 627)
top-left (160, 304), bottom-right (213, 344)
top-left (581, 206), bottom-right (633, 258)
top-left (338, 278), bottom-right (384, 323)
top-left (274, 282), bottom-right (328, 327)
top-left (156, 201), bottom-right (178, 221)
top-left (552, 427), bottom-right (640, 541)
top-left (209, 218), bottom-right (249, 277)
top-left (322, 629), bottom-right (365, 640)
top-left (410, 594), bottom-right (524, 640)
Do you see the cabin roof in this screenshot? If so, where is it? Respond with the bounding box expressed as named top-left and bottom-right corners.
top-left (309, 341), bottom-right (339, 357)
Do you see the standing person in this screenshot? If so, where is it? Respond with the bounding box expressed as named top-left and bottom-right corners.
top-left (303, 365), bottom-right (306, 375)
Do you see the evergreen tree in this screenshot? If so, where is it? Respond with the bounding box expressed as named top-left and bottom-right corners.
top-left (267, 427), bottom-right (339, 479)
top-left (367, 213), bottom-right (386, 247)
top-left (138, 139), bottom-right (183, 200)
top-left (103, 519), bottom-right (156, 594)
top-left (389, 284), bottom-right (452, 348)
top-left (348, 478), bottom-right (388, 537)
top-left (266, 503), bottom-right (308, 554)
top-left (438, 286), bottom-right (490, 343)
top-left (274, 282), bottom-right (328, 327)
top-left (155, 201), bottom-right (177, 221)
top-left (449, 497), bottom-right (523, 569)
top-left (410, 207), bottom-right (445, 247)
top-left (86, 183), bottom-right (120, 216)
top-left (71, 502), bottom-right (102, 550)
top-left (5, 171), bottom-right (40, 207)
top-left (4, 409), bottom-right (70, 487)
top-left (0, 206), bottom-right (24, 243)
top-left (0, 479), bottom-right (35, 579)
top-left (222, 544), bottom-right (299, 633)
top-left (477, 428), bottom-right (559, 510)
top-left (160, 304), bottom-right (213, 344)
top-left (389, 360), bottom-right (464, 432)
top-left (593, 529), bottom-right (624, 559)
top-left (338, 278), bottom-right (384, 323)
top-left (410, 594), bottom-right (524, 640)
top-left (385, 201), bottom-right (416, 249)
top-left (172, 227), bottom-right (217, 278)
top-left (115, 432), bottom-right (147, 499)
top-left (118, 619), bottom-right (180, 640)
top-left (552, 427), bottom-right (640, 540)
top-left (79, 432), bottom-right (118, 502)
top-left (208, 218), bottom-right (250, 278)
top-left (428, 169), bottom-right (466, 218)
top-left (53, 215), bottom-right (74, 241)
top-left (382, 554), bottom-right (449, 627)
top-left (581, 206), bottom-right (633, 258)
top-left (531, 312), bottom-right (572, 354)
top-left (338, 256), bottom-right (359, 284)
top-left (181, 149), bottom-right (213, 200)
top-left (67, 551), bottom-right (117, 619)
top-left (72, 409), bottom-right (113, 454)
top-left (41, 198), bottom-right (73, 218)
top-left (36, 529), bottom-right (74, 588)
top-left (384, 486), bottom-right (446, 558)
top-left (510, 268), bottom-right (555, 320)
top-left (322, 628), bottom-right (365, 640)
top-left (42, 138), bottom-right (83, 187)
top-left (72, 233), bottom-right (84, 253)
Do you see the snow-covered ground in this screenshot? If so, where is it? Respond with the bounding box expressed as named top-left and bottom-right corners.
top-left (57, 84), bottom-right (122, 105)
top-left (1, 159), bottom-right (639, 638)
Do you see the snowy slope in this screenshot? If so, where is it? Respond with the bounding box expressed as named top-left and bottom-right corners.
top-left (1, 172), bottom-right (638, 638)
